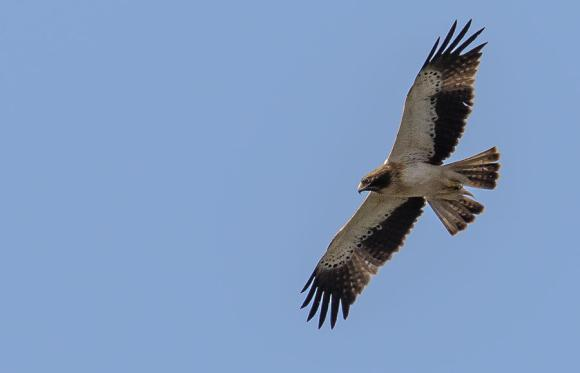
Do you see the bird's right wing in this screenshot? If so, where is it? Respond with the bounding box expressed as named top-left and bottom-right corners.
top-left (387, 20), bottom-right (486, 165)
top-left (301, 194), bottom-right (425, 328)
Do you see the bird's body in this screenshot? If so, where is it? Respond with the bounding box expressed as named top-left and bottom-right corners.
top-left (301, 20), bottom-right (500, 329)
top-left (369, 161), bottom-right (455, 198)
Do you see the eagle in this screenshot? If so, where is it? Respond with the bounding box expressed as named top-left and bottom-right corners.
top-left (301, 20), bottom-right (500, 329)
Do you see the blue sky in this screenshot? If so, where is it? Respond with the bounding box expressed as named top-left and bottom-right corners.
top-left (1, 1), bottom-right (579, 372)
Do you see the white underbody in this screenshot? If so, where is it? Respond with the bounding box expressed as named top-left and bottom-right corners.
top-left (388, 162), bottom-right (466, 199)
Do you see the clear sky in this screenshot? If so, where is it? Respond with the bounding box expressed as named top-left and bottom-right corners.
top-left (1, 1), bottom-right (579, 372)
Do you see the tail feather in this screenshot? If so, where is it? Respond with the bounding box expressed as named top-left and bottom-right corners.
top-left (431, 147), bottom-right (498, 235)
top-left (429, 200), bottom-right (465, 235)
top-left (447, 147), bottom-right (500, 167)
top-left (429, 196), bottom-right (484, 235)
top-left (456, 195), bottom-right (484, 214)
top-left (447, 200), bottom-right (475, 223)
top-left (446, 147), bottom-right (500, 189)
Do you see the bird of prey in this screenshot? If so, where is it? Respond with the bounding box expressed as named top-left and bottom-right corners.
top-left (301, 20), bottom-right (500, 329)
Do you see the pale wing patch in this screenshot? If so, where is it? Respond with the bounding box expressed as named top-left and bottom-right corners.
top-left (318, 194), bottom-right (405, 269)
top-left (386, 21), bottom-right (485, 165)
top-left (387, 68), bottom-right (442, 163)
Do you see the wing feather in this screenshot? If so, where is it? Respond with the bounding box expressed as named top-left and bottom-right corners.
top-left (432, 20), bottom-right (457, 60)
top-left (388, 20), bottom-right (486, 165)
top-left (301, 194), bottom-right (425, 328)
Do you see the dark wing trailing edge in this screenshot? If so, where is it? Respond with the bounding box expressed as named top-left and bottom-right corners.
top-left (301, 196), bottom-right (425, 329)
top-left (422, 20), bottom-right (486, 164)
top-left (388, 20), bottom-right (486, 165)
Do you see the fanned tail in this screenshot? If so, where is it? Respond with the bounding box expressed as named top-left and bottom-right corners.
top-left (445, 147), bottom-right (500, 189)
top-left (429, 196), bottom-right (484, 235)
top-left (431, 147), bottom-right (500, 235)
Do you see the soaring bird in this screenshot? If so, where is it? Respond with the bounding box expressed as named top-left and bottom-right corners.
top-left (301, 20), bottom-right (500, 329)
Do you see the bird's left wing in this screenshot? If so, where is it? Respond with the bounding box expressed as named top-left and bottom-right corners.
top-left (301, 194), bottom-right (425, 328)
top-left (387, 20), bottom-right (486, 165)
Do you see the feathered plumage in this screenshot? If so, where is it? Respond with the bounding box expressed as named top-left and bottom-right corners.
top-left (301, 20), bottom-right (500, 329)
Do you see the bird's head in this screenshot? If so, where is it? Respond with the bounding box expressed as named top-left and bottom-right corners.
top-left (357, 165), bottom-right (393, 194)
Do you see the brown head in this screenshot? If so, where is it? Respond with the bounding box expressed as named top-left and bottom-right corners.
top-left (357, 164), bottom-right (394, 194)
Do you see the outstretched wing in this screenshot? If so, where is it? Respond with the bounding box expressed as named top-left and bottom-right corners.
top-left (301, 194), bottom-right (425, 328)
top-left (388, 20), bottom-right (486, 165)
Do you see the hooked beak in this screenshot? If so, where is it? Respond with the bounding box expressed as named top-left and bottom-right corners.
top-left (358, 182), bottom-right (380, 194)
top-left (357, 183), bottom-right (368, 194)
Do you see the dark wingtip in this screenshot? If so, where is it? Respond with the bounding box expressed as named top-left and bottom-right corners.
top-left (330, 295), bottom-right (339, 329)
top-left (468, 42), bottom-right (488, 56)
top-left (306, 288), bottom-right (323, 321)
top-left (454, 26), bottom-right (485, 55)
top-left (463, 19), bottom-right (473, 33)
top-left (300, 279), bottom-right (317, 309)
top-left (444, 20), bottom-right (472, 55)
top-left (317, 292), bottom-right (330, 329)
top-left (422, 36), bottom-right (440, 69)
top-left (300, 270), bottom-right (316, 293)
top-left (341, 301), bottom-right (350, 320)
top-left (423, 20), bottom-right (486, 69)
top-left (433, 20), bottom-right (457, 60)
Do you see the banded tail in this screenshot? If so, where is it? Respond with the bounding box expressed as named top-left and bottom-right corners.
top-left (430, 147), bottom-right (500, 235)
